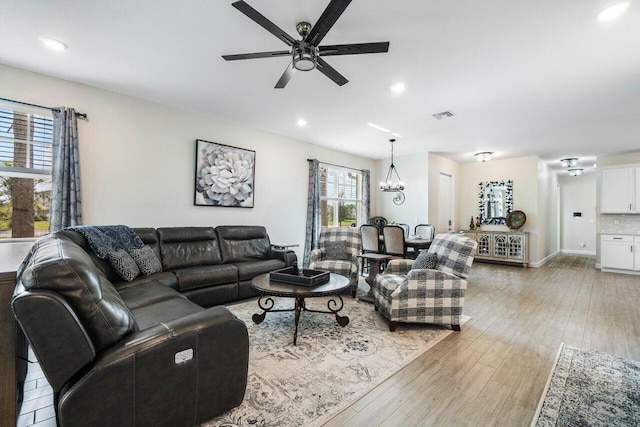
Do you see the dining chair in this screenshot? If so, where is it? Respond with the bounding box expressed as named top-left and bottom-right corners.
top-left (397, 223), bottom-right (410, 238)
top-left (414, 224), bottom-right (435, 241)
top-left (361, 224), bottom-right (382, 274)
top-left (383, 225), bottom-right (406, 258)
top-left (368, 216), bottom-right (388, 235)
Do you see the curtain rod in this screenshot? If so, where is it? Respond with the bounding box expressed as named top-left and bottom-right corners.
top-left (307, 158), bottom-right (366, 173)
top-left (0, 97), bottom-right (88, 119)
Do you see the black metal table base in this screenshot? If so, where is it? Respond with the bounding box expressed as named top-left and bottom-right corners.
top-left (252, 295), bottom-right (350, 345)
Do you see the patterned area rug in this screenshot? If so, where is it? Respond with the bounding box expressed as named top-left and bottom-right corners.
top-left (547, 255), bottom-right (590, 270)
top-left (534, 343), bottom-right (640, 426)
top-left (202, 296), bottom-right (464, 427)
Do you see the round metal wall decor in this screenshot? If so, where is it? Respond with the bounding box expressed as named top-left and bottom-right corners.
top-left (393, 191), bottom-right (405, 205)
top-left (506, 210), bottom-right (526, 230)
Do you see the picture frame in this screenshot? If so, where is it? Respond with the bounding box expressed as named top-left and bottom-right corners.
top-left (194, 139), bottom-right (255, 208)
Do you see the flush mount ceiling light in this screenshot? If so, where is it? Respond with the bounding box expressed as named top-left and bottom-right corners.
top-left (561, 158), bottom-right (578, 167)
top-left (40, 37), bottom-right (68, 51)
top-left (599, 1), bottom-right (631, 21)
top-left (569, 168), bottom-right (584, 176)
top-left (390, 82), bottom-right (406, 93)
top-left (475, 152), bottom-right (493, 162)
top-left (297, 119), bottom-right (307, 126)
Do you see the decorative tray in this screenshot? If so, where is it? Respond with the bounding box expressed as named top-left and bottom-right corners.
top-left (269, 267), bottom-right (330, 286)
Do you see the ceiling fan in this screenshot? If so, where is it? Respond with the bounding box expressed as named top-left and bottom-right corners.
top-left (222, 0), bottom-right (390, 88)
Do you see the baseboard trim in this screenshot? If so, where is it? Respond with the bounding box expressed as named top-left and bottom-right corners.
top-left (530, 251), bottom-right (557, 268)
top-left (600, 267), bottom-right (640, 275)
top-left (559, 249), bottom-right (596, 255)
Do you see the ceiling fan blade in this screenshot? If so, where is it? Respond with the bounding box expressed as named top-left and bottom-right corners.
top-left (305, 0), bottom-right (352, 46)
top-left (275, 61), bottom-right (297, 88)
top-left (318, 42), bottom-right (390, 56)
top-left (222, 50), bottom-right (290, 61)
top-left (316, 57), bottom-right (348, 86)
top-left (232, 1), bottom-right (296, 46)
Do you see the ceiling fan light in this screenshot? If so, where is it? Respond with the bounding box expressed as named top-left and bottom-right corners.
top-left (292, 44), bottom-right (317, 71)
top-left (569, 168), bottom-right (584, 176)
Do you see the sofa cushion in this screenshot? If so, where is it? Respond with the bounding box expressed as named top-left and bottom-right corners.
top-left (216, 226), bottom-right (271, 263)
top-left (18, 234), bottom-right (137, 353)
top-left (114, 272), bottom-right (179, 291)
top-left (235, 259), bottom-right (286, 281)
top-left (158, 227), bottom-right (222, 269)
top-left (131, 297), bottom-right (203, 331)
top-left (129, 246), bottom-right (163, 275)
top-left (57, 229), bottom-right (121, 283)
top-left (411, 251), bottom-right (438, 270)
top-left (109, 250), bottom-right (141, 282)
top-left (174, 264), bottom-right (239, 292)
top-left (132, 227), bottom-right (161, 261)
top-left (118, 281), bottom-right (185, 310)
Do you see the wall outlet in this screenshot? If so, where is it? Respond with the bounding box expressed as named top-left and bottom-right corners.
top-left (614, 219), bottom-right (620, 225)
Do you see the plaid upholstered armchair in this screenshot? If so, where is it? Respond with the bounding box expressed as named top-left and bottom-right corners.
top-left (309, 227), bottom-right (362, 297)
top-left (372, 233), bottom-right (477, 331)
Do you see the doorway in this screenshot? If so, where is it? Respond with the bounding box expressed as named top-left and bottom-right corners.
top-left (438, 172), bottom-right (453, 233)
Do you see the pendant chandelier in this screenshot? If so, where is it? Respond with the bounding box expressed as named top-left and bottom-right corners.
top-left (380, 138), bottom-right (405, 205)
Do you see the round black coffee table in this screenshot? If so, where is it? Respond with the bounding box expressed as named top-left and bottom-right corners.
top-left (250, 272), bottom-right (350, 345)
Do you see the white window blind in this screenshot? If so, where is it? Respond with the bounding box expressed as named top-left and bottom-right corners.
top-left (0, 107), bottom-right (53, 179)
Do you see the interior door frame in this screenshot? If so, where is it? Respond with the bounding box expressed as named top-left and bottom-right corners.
top-left (438, 171), bottom-right (455, 233)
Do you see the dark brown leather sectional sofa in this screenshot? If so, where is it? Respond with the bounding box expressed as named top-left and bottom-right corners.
top-left (12, 225), bottom-right (297, 427)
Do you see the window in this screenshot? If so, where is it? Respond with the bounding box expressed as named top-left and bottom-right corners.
top-left (0, 105), bottom-right (53, 239)
top-left (319, 164), bottom-right (362, 227)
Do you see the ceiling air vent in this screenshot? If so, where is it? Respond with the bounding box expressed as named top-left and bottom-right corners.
top-left (432, 111), bottom-right (455, 120)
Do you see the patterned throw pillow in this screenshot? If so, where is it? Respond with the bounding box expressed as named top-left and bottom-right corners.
top-left (128, 246), bottom-right (163, 275)
top-left (324, 241), bottom-right (350, 260)
top-left (108, 249), bottom-right (141, 281)
top-left (411, 251), bottom-right (438, 270)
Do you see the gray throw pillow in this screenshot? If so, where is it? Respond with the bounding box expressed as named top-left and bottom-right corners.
top-left (324, 241), bottom-right (350, 260)
top-left (128, 246), bottom-right (163, 275)
top-left (411, 251), bottom-right (438, 270)
top-left (109, 249), bottom-right (141, 281)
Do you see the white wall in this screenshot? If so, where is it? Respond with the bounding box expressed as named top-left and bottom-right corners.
top-left (459, 156), bottom-right (549, 264)
top-left (558, 174), bottom-right (596, 254)
top-left (0, 63), bottom-right (378, 262)
top-left (375, 152), bottom-right (428, 231)
top-left (537, 159), bottom-right (558, 261)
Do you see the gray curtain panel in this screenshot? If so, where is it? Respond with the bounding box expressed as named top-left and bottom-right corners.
top-left (303, 159), bottom-right (320, 267)
top-left (50, 107), bottom-right (82, 232)
top-left (361, 169), bottom-right (370, 226)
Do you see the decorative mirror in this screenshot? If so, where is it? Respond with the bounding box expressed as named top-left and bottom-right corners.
top-left (478, 180), bottom-right (513, 225)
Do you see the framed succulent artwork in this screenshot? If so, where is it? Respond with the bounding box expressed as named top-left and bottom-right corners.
top-left (194, 139), bottom-right (255, 208)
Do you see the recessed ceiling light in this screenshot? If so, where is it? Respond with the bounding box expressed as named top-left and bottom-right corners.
top-left (40, 37), bottom-right (68, 51)
top-left (367, 123), bottom-right (390, 133)
top-left (599, 1), bottom-right (630, 21)
top-left (390, 82), bottom-right (405, 93)
top-left (297, 119), bottom-right (307, 127)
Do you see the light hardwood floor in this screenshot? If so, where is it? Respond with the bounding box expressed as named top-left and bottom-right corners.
top-left (325, 257), bottom-right (640, 426)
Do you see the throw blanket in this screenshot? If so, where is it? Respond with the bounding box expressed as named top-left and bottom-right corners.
top-left (66, 225), bottom-right (144, 259)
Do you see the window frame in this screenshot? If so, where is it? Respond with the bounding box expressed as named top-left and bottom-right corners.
top-left (319, 164), bottom-right (363, 228)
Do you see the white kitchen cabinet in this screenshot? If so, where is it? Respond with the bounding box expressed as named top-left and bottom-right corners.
top-left (601, 234), bottom-right (634, 271)
top-left (636, 236), bottom-right (640, 272)
top-left (600, 167), bottom-right (635, 213)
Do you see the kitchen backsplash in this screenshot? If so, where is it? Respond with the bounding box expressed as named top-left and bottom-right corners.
top-left (600, 214), bottom-right (640, 234)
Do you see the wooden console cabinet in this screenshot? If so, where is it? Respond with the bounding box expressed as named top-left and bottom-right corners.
top-left (464, 230), bottom-right (529, 267)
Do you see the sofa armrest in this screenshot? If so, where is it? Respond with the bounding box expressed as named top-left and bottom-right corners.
top-left (394, 269), bottom-right (467, 298)
top-left (309, 248), bottom-right (324, 264)
top-left (58, 306), bottom-right (249, 426)
top-left (268, 248), bottom-right (297, 267)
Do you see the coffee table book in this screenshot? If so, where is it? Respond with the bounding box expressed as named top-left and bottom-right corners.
top-left (269, 267), bottom-right (330, 286)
